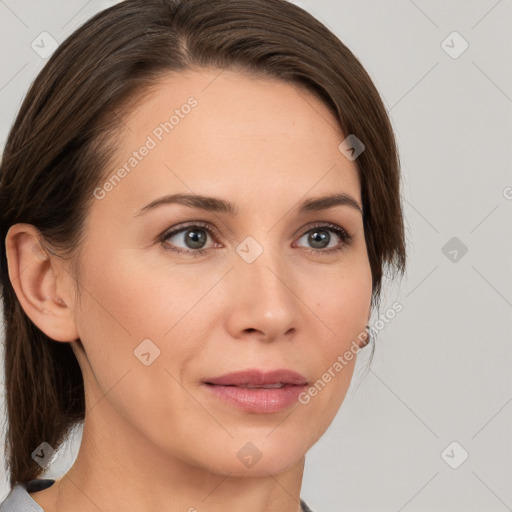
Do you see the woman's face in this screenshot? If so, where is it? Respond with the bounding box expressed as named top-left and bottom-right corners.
top-left (66, 69), bottom-right (372, 476)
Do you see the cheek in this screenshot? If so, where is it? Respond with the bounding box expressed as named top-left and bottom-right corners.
top-left (72, 244), bottom-right (219, 396)
top-left (295, 262), bottom-right (371, 428)
top-left (311, 260), bottom-right (372, 344)
top-left (72, 251), bottom-right (205, 441)
top-left (75, 240), bottom-right (372, 379)
top-left (75, 244), bottom-right (202, 341)
top-left (68, 237), bottom-right (373, 473)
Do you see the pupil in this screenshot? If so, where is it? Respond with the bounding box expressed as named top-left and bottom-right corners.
top-left (186, 229), bottom-right (206, 249)
top-left (182, 228), bottom-right (331, 250)
top-left (310, 230), bottom-right (329, 248)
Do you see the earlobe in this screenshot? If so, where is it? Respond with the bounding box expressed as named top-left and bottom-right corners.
top-left (358, 311), bottom-right (372, 348)
top-left (5, 223), bottom-right (79, 343)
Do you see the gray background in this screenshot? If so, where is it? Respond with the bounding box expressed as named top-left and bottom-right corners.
top-left (1, 1), bottom-right (511, 511)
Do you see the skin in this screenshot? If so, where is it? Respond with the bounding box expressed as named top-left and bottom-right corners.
top-left (6, 69), bottom-right (372, 512)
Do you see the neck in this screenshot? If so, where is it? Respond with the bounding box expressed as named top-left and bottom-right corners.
top-left (49, 403), bottom-right (306, 512)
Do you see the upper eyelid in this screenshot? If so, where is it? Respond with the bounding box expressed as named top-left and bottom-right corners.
top-left (162, 221), bottom-right (351, 245)
top-left (163, 221), bottom-right (221, 241)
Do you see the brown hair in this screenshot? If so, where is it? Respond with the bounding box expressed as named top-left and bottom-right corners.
top-left (0, 0), bottom-right (406, 487)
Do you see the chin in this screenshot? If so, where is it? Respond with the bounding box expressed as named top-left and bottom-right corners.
top-left (204, 437), bottom-right (308, 477)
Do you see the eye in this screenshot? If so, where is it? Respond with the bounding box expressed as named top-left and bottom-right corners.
top-left (161, 221), bottom-right (216, 257)
top-left (159, 221), bottom-right (353, 256)
top-left (294, 222), bottom-right (352, 254)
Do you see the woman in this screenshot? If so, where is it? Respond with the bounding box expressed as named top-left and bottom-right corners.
top-left (0, 0), bottom-right (407, 511)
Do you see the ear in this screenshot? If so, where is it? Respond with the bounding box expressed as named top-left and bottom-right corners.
top-left (5, 223), bottom-right (79, 342)
top-left (356, 309), bottom-right (372, 349)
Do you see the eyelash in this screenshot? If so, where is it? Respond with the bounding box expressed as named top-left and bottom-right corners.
top-left (160, 221), bottom-right (353, 257)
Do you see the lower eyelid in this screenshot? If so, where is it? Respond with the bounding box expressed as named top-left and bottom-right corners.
top-left (295, 228), bottom-right (351, 251)
top-left (161, 223), bottom-right (351, 253)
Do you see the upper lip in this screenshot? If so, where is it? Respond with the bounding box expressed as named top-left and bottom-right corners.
top-left (203, 369), bottom-right (308, 386)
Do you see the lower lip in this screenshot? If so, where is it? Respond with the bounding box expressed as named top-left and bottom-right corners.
top-left (203, 383), bottom-right (307, 413)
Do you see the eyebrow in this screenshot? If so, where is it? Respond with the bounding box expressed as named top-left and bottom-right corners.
top-left (135, 192), bottom-right (363, 217)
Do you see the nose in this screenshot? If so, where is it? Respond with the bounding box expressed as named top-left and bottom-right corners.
top-left (224, 245), bottom-right (299, 343)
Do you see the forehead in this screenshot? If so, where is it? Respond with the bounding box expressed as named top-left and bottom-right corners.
top-left (96, 68), bottom-right (361, 214)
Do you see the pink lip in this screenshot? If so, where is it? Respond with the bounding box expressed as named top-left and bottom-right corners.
top-left (203, 368), bottom-right (308, 386)
top-left (202, 369), bottom-right (308, 413)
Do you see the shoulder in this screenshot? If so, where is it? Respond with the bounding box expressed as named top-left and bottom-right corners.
top-left (1, 483), bottom-right (318, 512)
top-left (0, 479), bottom-right (55, 512)
top-left (300, 498), bottom-right (319, 512)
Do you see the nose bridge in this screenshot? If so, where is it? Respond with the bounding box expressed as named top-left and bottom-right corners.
top-left (230, 234), bottom-right (298, 337)
top-left (236, 232), bottom-right (288, 290)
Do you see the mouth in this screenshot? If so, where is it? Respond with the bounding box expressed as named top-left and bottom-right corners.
top-left (202, 368), bottom-right (309, 387)
top-left (204, 382), bottom-right (294, 389)
top-left (204, 382), bottom-right (305, 389)
top-left (201, 369), bottom-right (309, 413)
